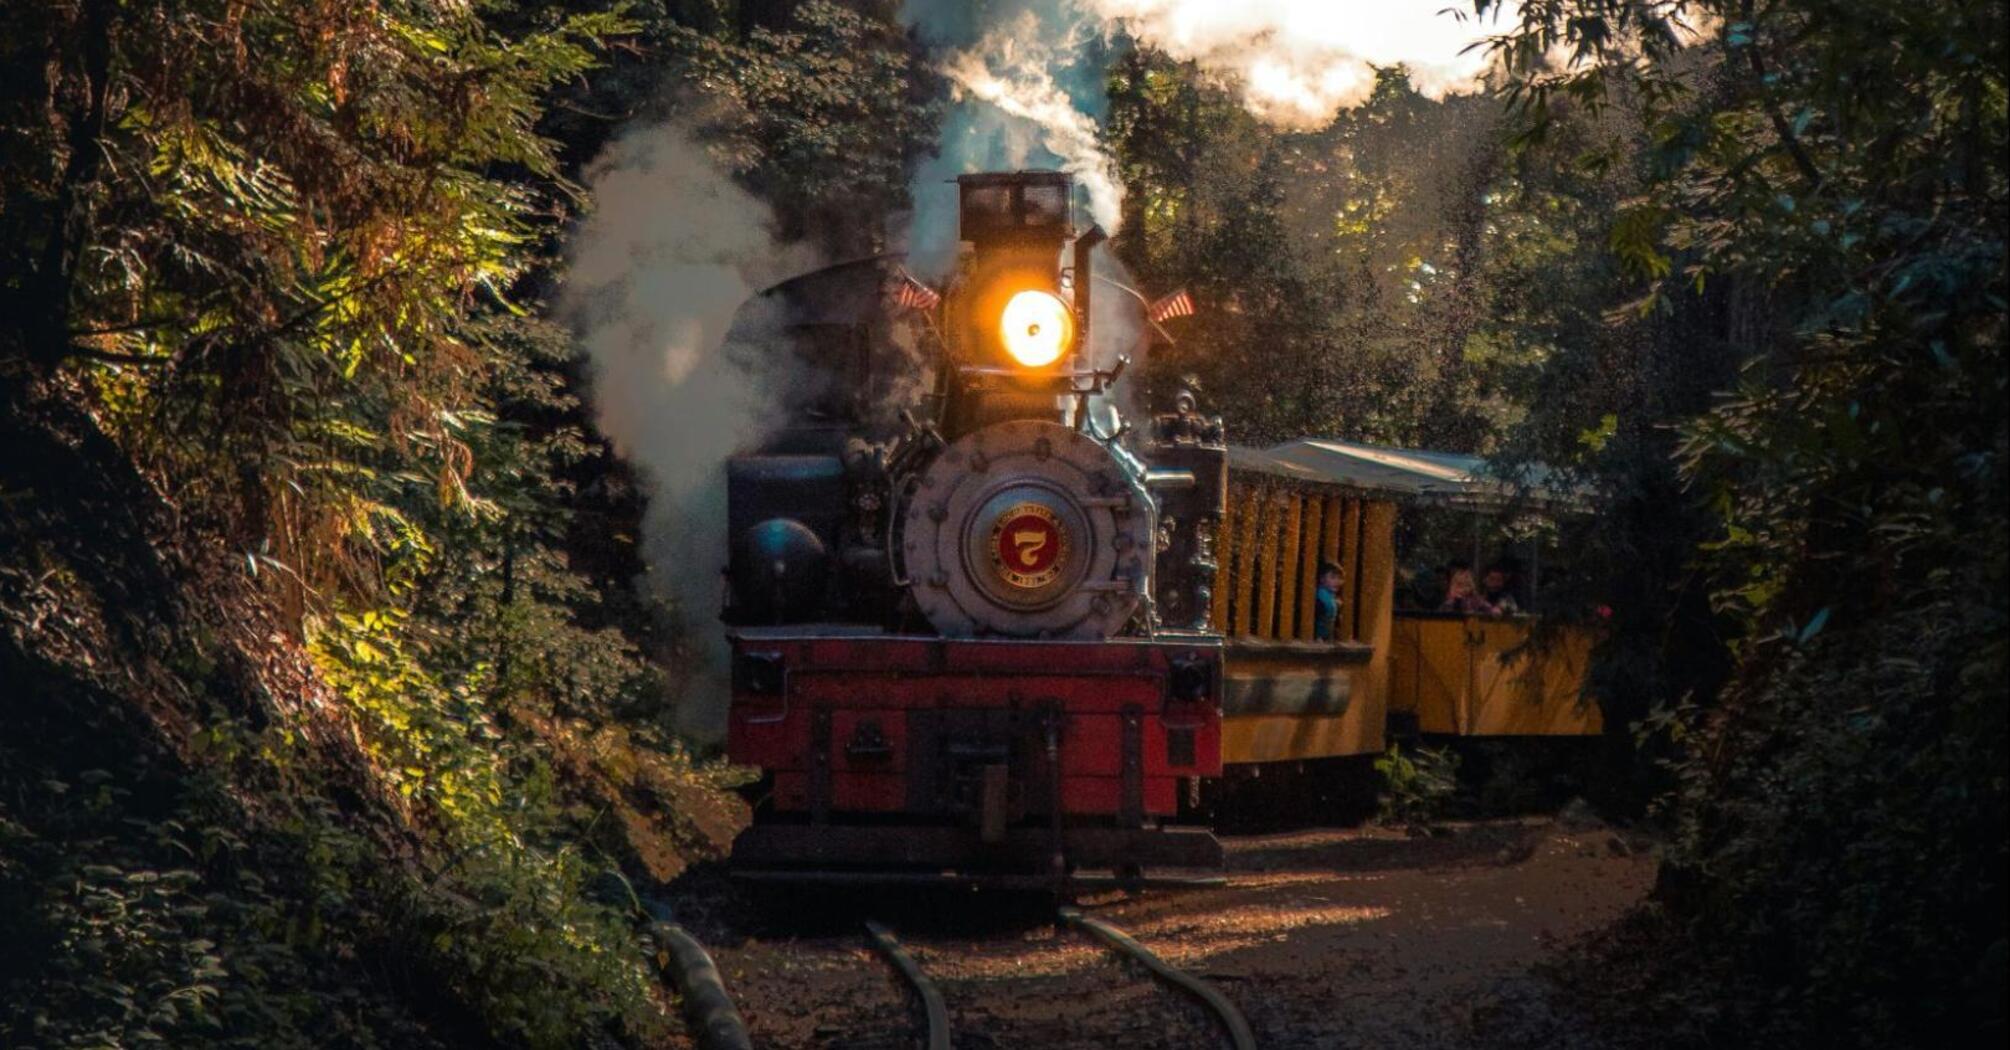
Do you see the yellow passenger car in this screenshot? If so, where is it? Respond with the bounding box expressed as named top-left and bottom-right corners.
top-left (1213, 439), bottom-right (1602, 770)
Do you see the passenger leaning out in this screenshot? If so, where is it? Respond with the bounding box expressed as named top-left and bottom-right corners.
top-left (1438, 563), bottom-right (1499, 616)
top-left (1313, 561), bottom-right (1343, 641)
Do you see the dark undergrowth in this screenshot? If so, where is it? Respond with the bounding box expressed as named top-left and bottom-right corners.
top-left (1, 389), bottom-right (740, 1048)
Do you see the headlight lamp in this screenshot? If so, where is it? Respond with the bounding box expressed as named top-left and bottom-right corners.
top-left (1000, 290), bottom-right (1073, 368)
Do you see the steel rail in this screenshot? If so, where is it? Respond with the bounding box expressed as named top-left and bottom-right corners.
top-left (864, 920), bottom-right (952, 1050)
top-left (1058, 907), bottom-right (1257, 1050)
top-left (648, 921), bottom-right (754, 1050)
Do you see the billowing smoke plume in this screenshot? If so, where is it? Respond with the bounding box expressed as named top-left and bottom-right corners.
top-left (1083, 1), bottom-right (1515, 128)
top-left (902, 2), bottom-right (1126, 275)
top-left (938, 13), bottom-right (1125, 230)
top-left (565, 125), bottom-right (813, 741)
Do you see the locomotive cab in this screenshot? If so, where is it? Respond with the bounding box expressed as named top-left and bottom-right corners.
top-left (722, 171), bottom-right (1230, 887)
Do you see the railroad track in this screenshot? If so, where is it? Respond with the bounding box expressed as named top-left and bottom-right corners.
top-left (863, 909), bottom-right (1257, 1050)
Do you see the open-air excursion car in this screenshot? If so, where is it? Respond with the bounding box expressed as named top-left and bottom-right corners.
top-left (1213, 438), bottom-right (1603, 773)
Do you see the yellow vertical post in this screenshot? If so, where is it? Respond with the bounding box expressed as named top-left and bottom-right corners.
top-left (1253, 490), bottom-right (1282, 638)
top-left (1295, 494), bottom-right (1323, 640)
top-left (1277, 492), bottom-right (1304, 640)
top-left (1320, 496), bottom-right (1343, 555)
top-left (1357, 499), bottom-right (1399, 752)
top-left (1338, 499), bottom-right (1363, 641)
top-left (1231, 483), bottom-right (1261, 638)
top-left (1209, 495), bottom-right (1233, 631)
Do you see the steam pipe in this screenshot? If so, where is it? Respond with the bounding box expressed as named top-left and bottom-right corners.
top-left (1072, 224), bottom-right (1107, 356)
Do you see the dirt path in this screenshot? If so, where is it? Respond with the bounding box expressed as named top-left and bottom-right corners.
top-left (692, 818), bottom-right (1656, 1049)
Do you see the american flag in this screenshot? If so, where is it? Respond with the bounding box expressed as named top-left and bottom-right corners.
top-left (892, 275), bottom-right (941, 312)
top-left (1146, 288), bottom-right (1195, 323)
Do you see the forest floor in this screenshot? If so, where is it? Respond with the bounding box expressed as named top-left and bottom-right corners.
top-left (670, 815), bottom-right (1660, 1049)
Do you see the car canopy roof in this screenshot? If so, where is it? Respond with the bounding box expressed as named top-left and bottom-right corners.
top-left (1227, 438), bottom-right (1589, 512)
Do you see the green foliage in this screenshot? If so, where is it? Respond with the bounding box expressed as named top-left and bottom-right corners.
top-left (663, 0), bottom-right (936, 254)
top-left (1, 691), bottom-right (670, 1050)
top-left (2, 2), bottom-right (946, 1043)
top-left (1648, 594), bottom-right (2007, 1044)
top-left (1374, 743), bottom-right (1462, 827)
top-left (1, 0), bottom-right (632, 600)
top-left (0, 712), bottom-right (447, 1049)
top-left (1106, 53), bottom-right (1635, 456)
top-left (1481, 0), bottom-right (2009, 1042)
top-left (0, 1), bottom-right (769, 1046)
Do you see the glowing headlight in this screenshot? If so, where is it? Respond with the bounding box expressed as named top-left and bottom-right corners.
top-left (1000, 290), bottom-right (1073, 368)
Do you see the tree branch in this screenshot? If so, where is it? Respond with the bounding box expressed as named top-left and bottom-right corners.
top-left (1739, 0), bottom-right (1825, 191)
top-left (58, 270), bottom-right (406, 378)
top-left (33, 0), bottom-right (118, 369)
top-left (69, 313), bottom-right (199, 338)
top-left (61, 346), bottom-right (176, 367)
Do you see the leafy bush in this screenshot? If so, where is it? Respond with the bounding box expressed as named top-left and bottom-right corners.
top-left (1374, 743), bottom-right (1462, 827)
top-left (1654, 592), bottom-right (2007, 1045)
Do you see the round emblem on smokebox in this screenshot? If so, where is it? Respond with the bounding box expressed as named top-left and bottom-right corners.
top-left (988, 502), bottom-right (1069, 588)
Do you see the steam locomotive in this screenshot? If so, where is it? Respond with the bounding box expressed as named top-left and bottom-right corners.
top-left (722, 171), bottom-right (1228, 885)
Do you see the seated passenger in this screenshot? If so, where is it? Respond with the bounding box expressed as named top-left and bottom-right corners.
top-left (1313, 561), bottom-right (1343, 641)
top-left (1438, 564), bottom-right (1499, 615)
top-left (1481, 563), bottom-right (1522, 616)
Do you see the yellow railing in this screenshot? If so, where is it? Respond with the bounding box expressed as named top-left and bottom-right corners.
top-left (1213, 481), bottom-right (1392, 646)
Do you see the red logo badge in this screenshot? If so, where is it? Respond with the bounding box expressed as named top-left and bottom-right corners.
top-left (988, 502), bottom-right (1067, 588)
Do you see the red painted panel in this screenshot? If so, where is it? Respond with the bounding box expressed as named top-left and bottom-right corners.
top-left (829, 772), bottom-right (908, 811)
top-left (1060, 775), bottom-right (1117, 813)
top-left (732, 705), bottom-right (1221, 777)
top-left (786, 673), bottom-right (1166, 714)
top-left (1060, 714), bottom-right (1122, 777)
top-left (775, 772), bottom-right (1179, 815)
top-left (771, 771), bottom-right (806, 810)
top-left (728, 702), bottom-right (809, 771)
top-left (1057, 712), bottom-right (1223, 779)
top-left (771, 771), bottom-right (910, 812)
top-left (728, 632), bottom-right (1223, 818)
top-left (750, 633), bottom-right (1215, 678)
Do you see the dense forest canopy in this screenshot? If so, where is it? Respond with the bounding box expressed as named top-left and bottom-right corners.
top-left (2, 1), bottom-right (2002, 1048)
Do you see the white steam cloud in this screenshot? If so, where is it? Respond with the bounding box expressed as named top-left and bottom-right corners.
top-left (940, 17), bottom-right (1125, 231)
top-left (565, 125), bottom-right (813, 741)
top-left (1086, 1), bottom-right (1516, 128)
top-left (902, 2), bottom-right (1127, 275)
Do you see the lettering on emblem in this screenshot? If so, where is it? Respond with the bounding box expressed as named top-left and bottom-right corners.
top-left (988, 502), bottom-right (1067, 588)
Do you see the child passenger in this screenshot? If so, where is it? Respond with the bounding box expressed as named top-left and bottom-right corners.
top-left (1313, 561), bottom-right (1344, 641)
top-left (1438, 564), bottom-right (1499, 615)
